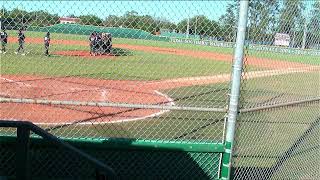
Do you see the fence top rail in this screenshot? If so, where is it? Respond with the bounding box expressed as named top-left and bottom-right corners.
top-left (240, 97), bottom-right (320, 113)
top-left (0, 97), bottom-right (228, 113)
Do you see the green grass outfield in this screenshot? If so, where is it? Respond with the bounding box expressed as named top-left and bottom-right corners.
top-left (1, 30), bottom-right (238, 80)
top-left (2, 30), bottom-right (319, 177)
top-left (4, 30), bottom-right (320, 65)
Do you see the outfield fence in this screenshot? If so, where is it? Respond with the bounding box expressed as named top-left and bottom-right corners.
top-left (0, 0), bottom-right (319, 179)
top-left (171, 37), bottom-right (320, 56)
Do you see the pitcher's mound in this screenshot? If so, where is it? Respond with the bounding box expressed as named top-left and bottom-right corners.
top-left (54, 50), bottom-right (114, 58)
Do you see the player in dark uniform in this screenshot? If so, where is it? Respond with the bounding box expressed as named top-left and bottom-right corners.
top-left (95, 32), bottom-right (103, 55)
top-left (89, 32), bottom-right (96, 56)
top-left (44, 32), bottom-right (51, 56)
top-left (15, 29), bottom-right (26, 55)
top-left (0, 29), bottom-right (8, 54)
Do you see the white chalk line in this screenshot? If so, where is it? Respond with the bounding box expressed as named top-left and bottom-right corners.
top-left (0, 77), bottom-right (32, 87)
top-left (100, 89), bottom-right (108, 102)
top-left (151, 67), bottom-right (319, 86)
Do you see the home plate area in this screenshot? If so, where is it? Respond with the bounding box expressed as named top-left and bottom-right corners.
top-left (0, 75), bottom-right (173, 125)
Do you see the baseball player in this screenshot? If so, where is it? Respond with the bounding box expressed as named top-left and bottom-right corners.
top-left (95, 32), bottom-right (103, 55)
top-left (15, 29), bottom-right (26, 55)
top-left (44, 32), bottom-right (51, 56)
top-left (0, 29), bottom-right (8, 54)
top-left (89, 32), bottom-right (96, 56)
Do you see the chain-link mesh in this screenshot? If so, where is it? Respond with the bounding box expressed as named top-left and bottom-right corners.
top-left (0, 1), bottom-right (234, 143)
top-left (0, 1), bottom-right (233, 179)
top-left (0, 0), bottom-right (319, 179)
top-left (1, 136), bottom-right (221, 179)
top-left (232, 0), bottom-right (320, 179)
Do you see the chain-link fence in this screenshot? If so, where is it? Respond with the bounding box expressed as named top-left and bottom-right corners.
top-left (232, 1), bottom-right (320, 179)
top-left (0, 1), bottom-right (233, 142)
top-left (0, 0), bottom-right (319, 179)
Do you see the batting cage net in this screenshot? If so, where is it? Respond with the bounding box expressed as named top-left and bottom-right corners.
top-left (0, 0), bottom-right (319, 179)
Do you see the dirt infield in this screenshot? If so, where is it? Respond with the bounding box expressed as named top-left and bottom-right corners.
top-left (1, 37), bottom-right (318, 125)
top-left (0, 75), bottom-right (172, 124)
top-left (1, 67), bottom-right (318, 125)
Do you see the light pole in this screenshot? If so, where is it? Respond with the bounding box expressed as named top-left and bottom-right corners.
top-left (195, 16), bottom-right (197, 37)
top-left (302, 18), bottom-right (307, 49)
top-left (186, 16), bottom-right (190, 38)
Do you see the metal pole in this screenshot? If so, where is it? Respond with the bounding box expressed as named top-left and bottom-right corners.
top-left (0, 6), bottom-right (3, 32)
top-left (302, 19), bottom-right (307, 49)
top-left (221, 1), bottom-right (249, 179)
top-left (195, 16), bottom-right (197, 37)
top-left (186, 16), bottom-right (190, 38)
top-left (16, 126), bottom-right (31, 180)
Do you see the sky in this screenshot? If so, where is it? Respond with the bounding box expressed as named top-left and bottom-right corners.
top-left (2, 1), bottom-right (232, 23)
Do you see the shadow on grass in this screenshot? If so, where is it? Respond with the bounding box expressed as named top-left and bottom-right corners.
top-left (232, 117), bottom-right (320, 180)
top-left (111, 47), bottom-right (133, 56)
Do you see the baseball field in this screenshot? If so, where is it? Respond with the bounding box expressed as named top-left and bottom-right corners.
top-left (1, 30), bottom-right (319, 175)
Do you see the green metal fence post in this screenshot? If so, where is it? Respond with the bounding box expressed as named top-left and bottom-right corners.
top-left (221, 1), bottom-right (249, 179)
top-left (16, 126), bottom-right (31, 180)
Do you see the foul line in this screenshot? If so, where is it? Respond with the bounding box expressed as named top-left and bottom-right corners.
top-left (1, 77), bottom-right (32, 87)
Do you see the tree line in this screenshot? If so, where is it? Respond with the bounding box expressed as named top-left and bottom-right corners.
top-left (1, 0), bottom-right (319, 48)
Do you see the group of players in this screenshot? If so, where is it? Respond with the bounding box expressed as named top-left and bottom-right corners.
top-left (0, 29), bottom-right (112, 57)
top-left (0, 29), bottom-right (51, 56)
top-left (88, 31), bottom-right (112, 56)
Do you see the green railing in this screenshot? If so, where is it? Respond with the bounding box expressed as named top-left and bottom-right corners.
top-left (0, 120), bottom-right (116, 180)
top-left (0, 120), bottom-right (225, 179)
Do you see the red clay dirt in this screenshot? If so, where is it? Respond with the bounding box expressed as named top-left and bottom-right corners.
top-left (1, 37), bottom-right (318, 125)
top-left (0, 75), bottom-right (170, 124)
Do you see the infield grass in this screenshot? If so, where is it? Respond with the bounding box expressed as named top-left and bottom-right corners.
top-left (5, 30), bottom-right (320, 65)
top-left (1, 37), bottom-right (233, 80)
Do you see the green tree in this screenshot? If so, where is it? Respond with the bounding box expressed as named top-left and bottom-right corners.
top-left (29, 10), bottom-right (59, 27)
top-left (104, 12), bottom-right (176, 34)
top-left (0, 8), bottom-right (8, 17)
top-left (177, 15), bottom-right (220, 37)
top-left (79, 15), bottom-right (103, 26)
top-left (307, 1), bottom-right (320, 48)
top-left (136, 15), bottom-right (155, 32)
top-left (177, 19), bottom-right (188, 33)
top-left (104, 15), bottom-right (122, 27)
top-left (278, 0), bottom-right (305, 38)
top-left (123, 11), bottom-right (139, 29)
top-left (156, 18), bottom-right (176, 31)
top-left (195, 15), bottom-right (220, 37)
top-left (219, 3), bottom-right (238, 42)
top-left (247, 0), bottom-right (280, 43)
top-left (7, 8), bottom-right (31, 28)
